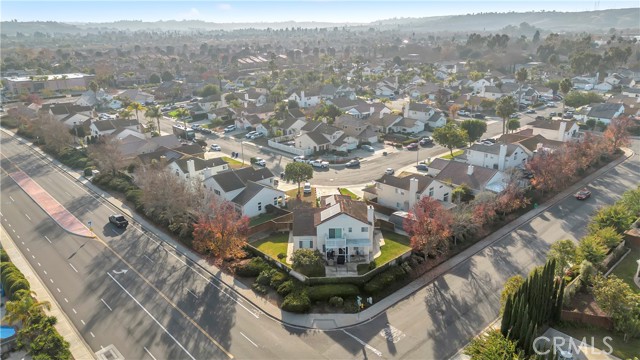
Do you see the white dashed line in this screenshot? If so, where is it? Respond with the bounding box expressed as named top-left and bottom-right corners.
top-left (24, 213), bottom-right (31, 221)
top-left (100, 299), bottom-right (113, 312)
top-left (16, 235), bottom-right (20, 239)
top-left (56, 288), bottom-right (61, 293)
top-left (69, 263), bottom-right (78, 273)
top-left (9, 196), bottom-right (14, 202)
top-left (21, 241), bottom-right (24, 245)
top-left (11, 229), bottom-right (15, 233)
top-left (26, 247), bottom-right (30, 252)
top-left (31, 255), bottom-right (35, 259)
top-left (144, 347), bottom-right (157, 360)
top-left (72, 308), bottom-right (77, 314)
top-left (81, 319), bottom-right (85, 325)
top-left (64, 298), bottom-right (68, 303)
top-left (49, 278), bottom-right (53, 284)
top-left (90, 332), bottom-right (95, 338)
top-left (43, 270), bottom-right (47, 275)
top-left (44, 236), bottom-right (51, 244)
top-left (240, 332), bottom-right (258, 348)
top-left (37, 262), bottom-right (41, 267)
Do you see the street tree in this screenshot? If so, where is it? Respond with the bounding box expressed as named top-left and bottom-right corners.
top-left (604, 116), bottom-right (632, 154)
top-left (547, 239), bottom-right (577, 275)
top-left (198, 84), bottom-right (220, 97)
top-left (35, 113), bottom-right (73, 155)
top-left (192, 198), bottom-right (249, 260)
top-left (592, 275), bottom-right (640, 342)
top-left (559, 78), bottom-right (573, 110)
top-left (460, 119), bottom-right (487, 146)
top-left (2, 291), bottom-right (50, 326)
top-left (89, 80), bottom-right (99, 93)
top-left (405, 197), bottom-right (453, 257)
top-left (284, 162), bottom-right (313, 195)
top-left (589, 203), bottom-right (635, 235)
top-left (576, 235), bottom-right (608, 264)
top-left (127, 102), bottom-right (147, 132)
top-left (507, 118), bottom-right (520, 133)
top-left (88, 137), bottom-right (126, 176)
top-left (496, 95), bottom-right (517, 135)
top-left (149, 73), bottom-right (161, 84)
top-left (118, 108), bottom-right (132, 120)
top-left (515, 68), bottom-right (527, 84)
top-left (432, 122), bottom-right (468, 157)
top-left (145, 105), bottom-right (163, 135)
top-left (448, 104), bottom-right (461, 121)
top-left (175, 107), bottom-right (191, 131)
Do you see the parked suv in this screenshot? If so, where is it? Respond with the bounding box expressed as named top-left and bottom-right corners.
top-left (472, 113), bottom-right (486, 119)
top-left (109, 214), bottom-right (128, 229)
top-left (224, 125), bottom-right (236, 132)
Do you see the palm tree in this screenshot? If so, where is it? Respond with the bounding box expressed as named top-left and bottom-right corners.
top-left (145, 105), bottom-right (163, 135)
top-left (2, 291), bottom-right (51, 326)
top-left (559, 78), bottom-right (573, 112)
top-left (175, 107), bottom-right (191, 132)
top-left (118, 108), bottom-right (133, 120)
top-left (127, 102), bottom-right (147, 132)
top-left (496, 95), bottom-right (517, 135)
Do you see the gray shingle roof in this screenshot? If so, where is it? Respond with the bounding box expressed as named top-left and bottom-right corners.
top-left (212, 167), bottom-right (275, 192)
top-left (434, 161), bottom-right (499, 191)
top-left (587, 103), bottom-right (624, 119)
top-left (375, 174), bottom-right (435, 193)
top-left (231, 181), bottom-right (266, 206)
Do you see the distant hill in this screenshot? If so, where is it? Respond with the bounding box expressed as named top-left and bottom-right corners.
top-left (1, 8), bottom-right (638, 35)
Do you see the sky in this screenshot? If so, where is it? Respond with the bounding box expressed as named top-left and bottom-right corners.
top-left (1, 1), bottom-right (638, 24)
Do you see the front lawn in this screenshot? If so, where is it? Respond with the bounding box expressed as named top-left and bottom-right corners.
top-left (555, 323), bottom-right (640, 360)
top-left (251, 232), bottom-right (289, 264)
top-left (611, 243), bottom-right (640, 294)
top-left (249, 212), bottom-right (280, 227)
top-left (222, 156), bottom-right (247, 169)
top-left (358, 231), bottom-right (411, 275)
top-left (440, 149), bottom-right (464, 160)
top-left (338, 188), bottom-right (360, 200)
top-left (285, 187), bottom-right (317, 208)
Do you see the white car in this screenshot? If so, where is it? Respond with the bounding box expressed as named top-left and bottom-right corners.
top-left (309, 160), bottom-right (329, 168)
top-left (245, 131), bottom-right (258, 138)
top-left (210, 144), bottom-right (221, 151)
top-left (457, 110), bottom-right (470, 116)
top-left (293, 156), bottom-right (308, 163)
top-left (254, 158), bottom-right (266, 167)
top-left (224, 125), bottom-right (236, 132)
top-left (249, 132), bottom-right (263, 139)
top-left (385, 168), bottom-right (395, 175)
top-left (303, 182), bottom-right (312, 194)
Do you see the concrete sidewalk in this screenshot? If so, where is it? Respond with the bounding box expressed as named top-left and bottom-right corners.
top-left (2, 128), bottom-right (635, 331)
top-left (0, 226), bottom-right (95, 360)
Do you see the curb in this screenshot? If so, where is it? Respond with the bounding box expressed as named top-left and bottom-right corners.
top-left (0, 226), bottom-right (96, 360)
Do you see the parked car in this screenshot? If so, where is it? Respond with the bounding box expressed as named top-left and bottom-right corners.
top-left (562, 113), bottom-right (574, 119)
top-left (309, 159), bottom-right (329, 168)
top-left (481, 138), bottom-right (496, 144)
top-left (525, 109), bottom-right (536, 114)
top-left (509, 113), bottom-right (520, 119)
top-left (224, 125), bottom-right (236, 132)
top-left (210, 144), bottom-right (221, 151)
top-left (361, 144), bottom-right (375, 152)
top-left (535, 116), bottom-right (546, 121)
top-left (253, 157), bottom-right (266, 166)
top-left (457, 110), bottom-right (470, 116)
top-left (406, 143), bottom-right (419, 150)
top-left (385, 168), bottom-right (395, 175)
top-left (109, 214), bottom-right (128, 229)
top-left (472, 113), bottom-right (486, 119)
top-left (345, 159), bottom-right (360, 168)
top-left (303, 182), bottom-right (312, 194)
top-left (293, 156), bottom-right (308, 163)
top-left (419, 136), bottom-right (433, 146)
top-left (547, 102), bottom-right (557, 107)
top-left (249, 132), bottom-right (264, 139)
top-left (575, 188), bottom-right (591, 200)
top-left (200, 128), bottom-right (212, 135)
top-left (245, 131), bottom-right (258, 138)
top-left (415, 164), bottom-right (429, 171)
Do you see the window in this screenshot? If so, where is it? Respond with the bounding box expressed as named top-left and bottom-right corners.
top-left (348, 227), bottom-right (352, 233)
top-left (309, 240), bottom-right (313, 248)
top-left (361, 227), bottom-right (368, 232)
top-left (443, 193), bottom-right (449, 202)
top-left (396, 202), bottom-right (401, 208)
top-left (328, 228), bottom-right (342, 239)
top-left (395, 188), bottom-right (399, 194)
top-left (214, 189), bottom-right (221, 196)
top-left (274, 197), bottom-right (278, 205)
top-left (428, 188), bottom-right (434, 197)
top-left (258, 202), bottom-right (262, 211)
top-left (299, 241), bottom-right (304, 249)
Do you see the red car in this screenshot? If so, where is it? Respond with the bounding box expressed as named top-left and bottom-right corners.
top-left (575, 188), bottom-right (591, 200)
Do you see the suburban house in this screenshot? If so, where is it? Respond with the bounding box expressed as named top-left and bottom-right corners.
top-left (571, 73), bottom-right (599, 90)
top-left (471, 79), bottom-right (492, 94)
top-left (621, 88), bottom-right (640, 98)
top-left (389, 117), bottom-right (425, 134)
top-left (480, 85), bottom-right (504, 100)
top-left (168, 157), bottom-right (229, 183)
top-left (527, 118), bottom-right (580, 142)
top-left (465, 143), bottom-right (531, 171)
top-left (288, 88), bottom-right (322, 108)
top-left (89, 118), bottom-right (140, 136)
top-left (345, 102), bottom-right (391, 119)
top-left (242, 88), bottom-right (268, 107)
top-left (44, 103), bottom-right (94, 124)
top-left (295, 123), bottom-right (345, 153)
top-left (118, 89), bottom-right (155, 104)
top-left (367, 113), bottom-right (403, 133)
top-left (235, 113), bottom-right (263, 130)
top-left (117, 134), bottom-right (183, 158)
top-left (403, 102), bottom-right (447, 128)
top-left (334, 114), bottom-right (379, 144)
top-left (203, 167), bottom-right (285, 217)
top-left (434, 160), bottom-right (508, 194)
top-left (586, 103), bottom-right (625, 124)
top-left (291, 195), bottom-right (377, 263)
top-left (367, 174), bottom-right (453, 211)
top-left (498, 130), bottom-right (565, 154)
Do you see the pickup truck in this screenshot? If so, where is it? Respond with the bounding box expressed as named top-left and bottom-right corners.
top-left (109, 214), bottom-right (129, 229)
top-left (309, 160), bottom-right (329, 168)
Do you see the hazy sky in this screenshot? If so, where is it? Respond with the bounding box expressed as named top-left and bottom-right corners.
top-left (2, 1), bottom-right (638, 23)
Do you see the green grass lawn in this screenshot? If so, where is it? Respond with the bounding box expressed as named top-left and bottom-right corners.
top-left (556, 322), bottom-right (640, 360)
top-left (611, 243), bottom-right (640, 294)
top-left (358, 231), bottom-right (411, 275)
top-left (440, 149), bottom-right (464, 160)
top-left (251, 232), bottom-right (289, 264)
top-left (249, 212), bottom-right (280, 227)
top-left (222, 156), bottom-right (247, 169)
top-left (338, 188), bottom-right (360, 200)
top-left (168, 110), bottom-right (179, 118)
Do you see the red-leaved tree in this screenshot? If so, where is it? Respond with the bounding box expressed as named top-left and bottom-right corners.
top-left (405, 197), bottom-right (453, 257)
top-left (604, 116), bottom-right (632, 154)
top-left (192, 199), bottom-right (249, 260)
top-left (526, 146), bottom-right (578, 194)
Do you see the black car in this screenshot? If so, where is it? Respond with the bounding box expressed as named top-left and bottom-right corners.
top-left (419, 137), bottom-right (433, 146)
top-left (415, 164), bottom-right (429, 171)
top-left (109, 214), bottom-right (129, 229)
top-left (481, 138), bottom-right (496, 144)
top-left (345, 159), bottom-right (360, 168)
top-left (535, 116), bottom-right (546, 121)
top-left (472, 113), bottom-right (486, 119)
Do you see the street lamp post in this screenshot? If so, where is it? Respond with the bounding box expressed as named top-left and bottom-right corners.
top-left (73, 121), bottom-right (79, 146)
top-left (241, 141), bottom-right (244, 166)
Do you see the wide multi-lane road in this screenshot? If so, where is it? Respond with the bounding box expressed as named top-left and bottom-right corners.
top-left (0, 132), bottom-right (382, 360)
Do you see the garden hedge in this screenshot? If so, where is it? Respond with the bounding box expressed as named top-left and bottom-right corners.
top-left (364, 265), bottom-right (408, 294)
top-left (235, 257), bottom-right (270, 277)
top-left (281, 291), bottom-right (311, 313)
top-left (306, 284), bottom-right (360, 302)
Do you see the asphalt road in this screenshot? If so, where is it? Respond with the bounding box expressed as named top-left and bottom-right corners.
top-left (2, 129), bottom-right (636, 360)
top-left (155, 106), bottom-right (557, 187)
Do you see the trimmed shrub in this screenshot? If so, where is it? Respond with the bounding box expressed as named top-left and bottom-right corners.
top-left (235, 257), bottom-right (270, 277)
top-left (281, 291), bottom-right (311, 313)
top-left (401, 262), bottom-right (412, 274)
top-left (277, 253), bottom-right (286, 260)
top-left (252, 283), bottom-right (269, 294)
top-left (256, 269), bottom-right (276, 286)
top-left (83, 167), bottom-right (94, 177)
top-left (342, 297), bottom-right (360, 313)
top-left (9, 279), bottom-right (30, 299)
top-left (269, 271), bottom-right (288, 289)
top-left (364, 266), bottom-right (407, 294)
top-left (328, 296), bottom-right (344, 308)
top-left (277, 279), bottom-right (297, 297)
top-left (0, 249), bottom-right (9, 262)
top-left (368, 262), bottom-right (377, 271)
top-left (306, 284), bottom-right (360, 302)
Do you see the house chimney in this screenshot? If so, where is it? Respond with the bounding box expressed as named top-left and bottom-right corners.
top-left (558, 121), bottom-right (567, 141)
top-left (187, 159), bottom-right (196, 178)
top-left (203, 167), bottom-right (212, 179)
top-left (369, 106), bottom-right (375, 117)
top-left (536, 143), bottom-right (543, 152)
top-left (408, 177), bottom-right (419, 208)
top-left (498, 144), bottom-right (508, 171)
top-left (467, 165), bottom-right (474, 176)
top-left (367, 205), bottom-right (375, 225)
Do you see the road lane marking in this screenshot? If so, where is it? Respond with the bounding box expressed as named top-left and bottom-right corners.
top-left (342, 330), bottom-right (383, 357)
top-left (57, 288), bottom-right (60, 293)
top-left (9, 196), bottom-right (14, 202)
top-left (21, 241), bottom-right (24, 245)
top-left (100, 298), bottom-right (113, 312)
top-left (26, 247), bottom-right (30, 252)
top-left (64, 191), bottom-right (71, 196)
top-left (31, 255), bottom-right (35, 259)
top-left (186, 289), bottom-right (198, 299)
top-left (11, 229), bottom-right (15, 233)
top-left (72, 308), bottom-right (77, 314)
top-left (16, 235), bottom-right (20, 239)
top-left (43, 270), bottom-right (47, 275)
top-left (0, 211), bottom-right (3, 216)
top-left (49, 278), bottom-right (53, 284)
top-left (81, 319), bottom-right (85, 325)
top-left (69, 263), bottom-right (79, 273)
top-left (24, 213), bottom-right (31, 221)
top-left (90, 332), bottom-right (95, 338)
top-left (64, 298), bottom-right (68, 303)
top-left (144, 347), bottom-right (157, 360)
top-left (37, 262), bottom-right (41, 267)
top-left (143, 255), bottom-right (153, 262)
top-left (44, 236), bottom-right (51, 244)
top-left (107, 273), bottom-right (199, 360)
top-left (240, 332), bottom-right (258, 348)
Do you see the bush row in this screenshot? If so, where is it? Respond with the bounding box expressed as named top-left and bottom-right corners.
top-left (364, 265), bottom-right (410, 294)
top-left (1, 260), bottom-right (31, 301)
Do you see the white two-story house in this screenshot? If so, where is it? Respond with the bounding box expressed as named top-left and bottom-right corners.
top-left (368, 174), bottom-right (453, 211)
top-left (168, 157), bottom-right (229, 183)
top-left (466, 143), bottom-right (531, 171)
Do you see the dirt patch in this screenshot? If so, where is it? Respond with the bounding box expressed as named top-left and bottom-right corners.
top-left (563, 290), bottom-right (607, 317)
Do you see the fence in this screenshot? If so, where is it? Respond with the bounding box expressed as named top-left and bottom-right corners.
top-left (563, 275), bottom-right (582, 305)
top-left (247, 212), bottom-right (292, 236)
top-left (267, 139), bottom-right (313, 156)
top-left (601, 240), bottom-right (627, 271)
top-left (365, 199), bottom-right (396, 216)
top-left (561, 310), bottom-right (613, 331)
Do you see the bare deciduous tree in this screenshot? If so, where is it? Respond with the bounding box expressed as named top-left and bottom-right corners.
top-left (87, 137), bottom-right (126, 175)
top-left (35, 113), bottom-right (73, 155)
